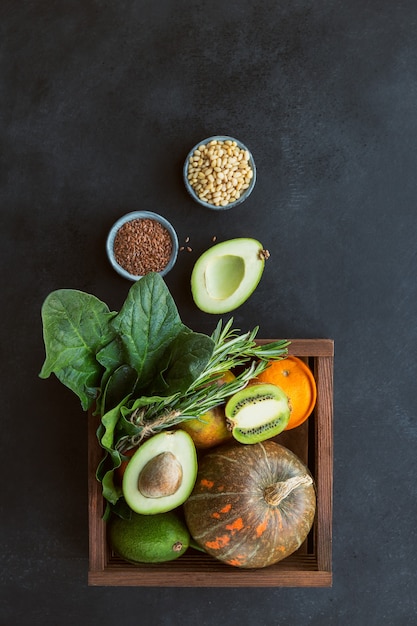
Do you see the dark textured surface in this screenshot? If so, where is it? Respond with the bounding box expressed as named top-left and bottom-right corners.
top-left (2, 1), bottom-right (417, 624)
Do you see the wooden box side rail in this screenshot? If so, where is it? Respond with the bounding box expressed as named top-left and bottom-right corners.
top-left (88, 338), bottom-right (334, 587)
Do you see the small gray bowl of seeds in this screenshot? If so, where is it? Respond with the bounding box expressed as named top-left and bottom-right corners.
top-left (106, 211), bottom-right (179, 281)
top-left (183, 136), bottom-right (256, 210)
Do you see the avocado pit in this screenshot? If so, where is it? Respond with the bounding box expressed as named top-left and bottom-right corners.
top-left (138, 451), bottom-right (183, 498)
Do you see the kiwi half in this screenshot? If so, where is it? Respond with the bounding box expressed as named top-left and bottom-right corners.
top-left (225, 383), bottom-right (291, 444)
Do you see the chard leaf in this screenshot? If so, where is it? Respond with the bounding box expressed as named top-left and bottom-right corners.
top-left (39, 289), bottom-right (117, 410)
top-left (124, 393), bottom-right (181, 414)
top-left (99, 397), bottom-right (130, 451)
top-left (106, 273), bottom-right (185, 390)
top-left (106, 498), bottom-right (132, 521)
top-left (96, 447), bottom-right (123, 506)
top-left (101, 465), bottom-right (123, 505)
top-left (96, 396), bottom-right (132, 506)
top-left (114, 410), bottom-right (142, 441)
top-left (151, 329), bottom-right (215, 395)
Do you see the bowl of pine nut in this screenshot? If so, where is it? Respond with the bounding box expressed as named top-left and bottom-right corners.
top-left (183, 136), bottom-right (256, 209)
top-left (106, 211), bottom-right (179, 281)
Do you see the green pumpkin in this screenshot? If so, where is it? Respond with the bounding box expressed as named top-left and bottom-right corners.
top-left (183, 441), bottom-right (316, 569)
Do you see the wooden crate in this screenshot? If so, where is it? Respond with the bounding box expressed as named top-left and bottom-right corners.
top-left (88, 338), bottom-right (334, 587)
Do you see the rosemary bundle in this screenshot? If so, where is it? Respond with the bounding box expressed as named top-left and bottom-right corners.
top-left (115, 318), bottom-right (290, 452)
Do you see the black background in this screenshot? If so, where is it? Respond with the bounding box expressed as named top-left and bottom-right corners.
top-left (2, 1), bottom-right (417, 624)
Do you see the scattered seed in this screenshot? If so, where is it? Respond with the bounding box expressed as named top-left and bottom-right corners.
top-left (259, 249), bottom-right (270, 261)
top-left (179, 246), bottom-right (185, 252)
top-left (186, 246), bottom-right (193, 252)
top-left (212, 236), bottom-right (217, 242)
top-left (185, 236), bottom-right (190, 243)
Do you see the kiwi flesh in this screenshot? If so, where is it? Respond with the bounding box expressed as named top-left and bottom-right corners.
top-left (225, 383), bottom-right (290, 444)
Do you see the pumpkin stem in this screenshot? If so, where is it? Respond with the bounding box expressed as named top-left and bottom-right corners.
top-left (264, 474), bottom-right (313, 506)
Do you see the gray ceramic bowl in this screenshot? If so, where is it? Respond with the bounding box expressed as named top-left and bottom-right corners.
top-left (183, 135), bottom-right (257, 210)
top-left (106, 211), bottom-right (179, 281)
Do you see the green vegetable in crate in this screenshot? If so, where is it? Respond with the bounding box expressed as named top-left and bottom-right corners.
top-left (184, 440), bottom-right (316, 569)
top-left (109, 510), bottom-right (190, 564)
top-left (39, 272), bottom-right (290, 518)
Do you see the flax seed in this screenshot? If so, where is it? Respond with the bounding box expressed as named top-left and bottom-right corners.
top-left (113, 218), bottom-right (173, 276)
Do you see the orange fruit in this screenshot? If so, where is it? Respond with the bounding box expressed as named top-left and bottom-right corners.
top-left (255, 356), bottom-right (317, 430)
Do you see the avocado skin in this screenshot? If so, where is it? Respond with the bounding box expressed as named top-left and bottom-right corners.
top-left (109, 510), bottom-right (190, 564)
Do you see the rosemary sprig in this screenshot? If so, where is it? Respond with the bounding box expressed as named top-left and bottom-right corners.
top-left (118, 319), bottom-right (289, 450)
top-left (190, 318), bottom-right (290, 389)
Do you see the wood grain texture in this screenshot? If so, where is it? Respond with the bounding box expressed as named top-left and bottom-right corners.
top-left (88, 338), bottom-right (334, 587)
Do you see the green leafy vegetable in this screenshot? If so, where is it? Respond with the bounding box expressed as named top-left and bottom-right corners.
top-left (103, 275), bottom-right (186, 390)
top-left (39, 289), bottom-right (117, 410)
top-left (150, 329), bottom-right (214, 396)
top-left (39, 272), bottom-right (290, 515)
top-left (101, 364), bottom-right (138, 415)
top-left (39, 274), bottom-right (214, 411)
top-left (96, 400), bottom-right (125, 507)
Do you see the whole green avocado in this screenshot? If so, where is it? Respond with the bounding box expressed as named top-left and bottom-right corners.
top-left (109, 510), bottom-right (190, 564)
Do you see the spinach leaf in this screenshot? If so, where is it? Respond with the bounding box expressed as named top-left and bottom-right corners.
top-left (96, 335), bottom-right (127, 379)
top-left (151, 329), bottom-right (215, 395)
top-left (100, 364), bottom-right (138, 414)
top-left (39, 289), bottom-right (117, 410)
top-left (103, 273), bottom-right (186, 391)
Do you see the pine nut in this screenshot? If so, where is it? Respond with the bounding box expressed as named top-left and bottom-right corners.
top-left (187, 139), bottom-right (254, 207)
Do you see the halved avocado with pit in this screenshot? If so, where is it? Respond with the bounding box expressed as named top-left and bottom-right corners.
top-left (191, 238), bottom-right (269, 313)
top-left (122, 430), bottom-right (198, 515)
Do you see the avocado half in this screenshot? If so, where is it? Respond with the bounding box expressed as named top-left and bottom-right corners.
top-left (191, 238), bottom-right (269, 313)
top-left (122, 430), bottom-right (198, 515)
